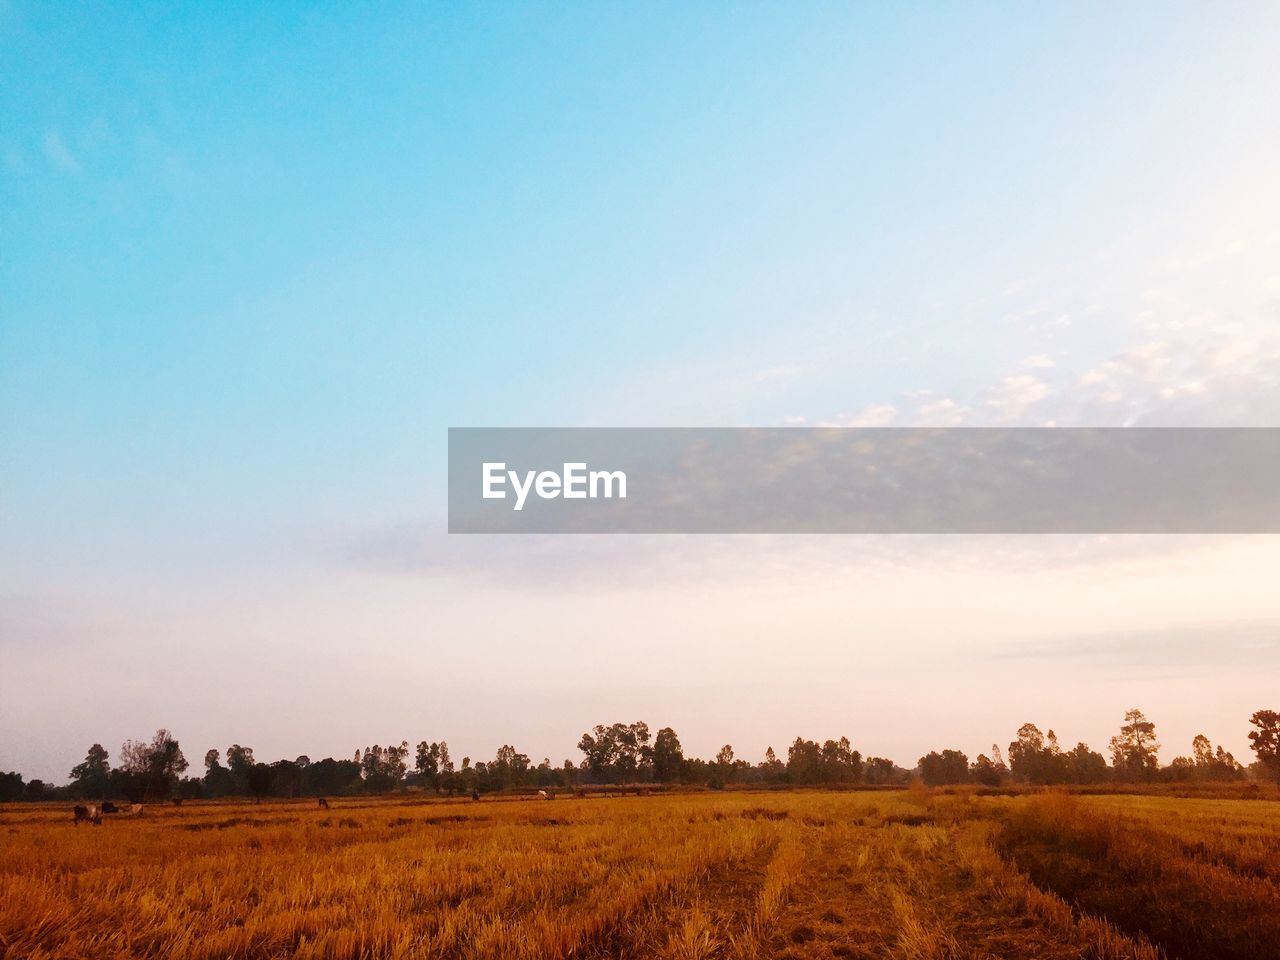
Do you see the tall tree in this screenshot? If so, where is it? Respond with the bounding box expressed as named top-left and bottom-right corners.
top-left (1109, 708), bottom-right (1160, 780)
top-left (652, 727), bottom-right (685, 783)
top-left (1248, 710), bottom-right (1280, 782)
top-left (69, 744), bottom-right (110, 799)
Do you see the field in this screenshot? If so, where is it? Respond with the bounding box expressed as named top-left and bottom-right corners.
top-left (4, 789), bottom-right (1280, 960)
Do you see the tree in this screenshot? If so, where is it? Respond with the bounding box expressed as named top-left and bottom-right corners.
top-left (145, 729), bottom-right (188, 798)
top-left (918, 750), bottom-right (969, 786)
top-left (1192, 734), bottom-right (1214, 769)
top-left (246, 762), bottom-right (274, 800)
top-left (577, 722), bottom-right (652, 783)
top-left (970, 753), bottom-right (1005, 786)
top-left (0, 771), bottom-right (24, 802)
top-left (863, 756), bottom-right (900, 785)
top-left (358, 742), bottom-right (410, 793)
top-left (226, 744), bottom-right (255, 794)
top-left (761, 746), bottom-right (785, 783)
top-left (489, 744), bottom-right (530, 791)
top-left (652, 727), bottom-right (685, 783)
top-left (1109, 709), bottom-right (1160, 780)
top-left (118, 729), bottom-right (187, 800)
top-left (269, 759), bottom-right (303, 797)
top-left (786, 738), bottom-right (821, 784)
top-left (1248, 710), bottom-right (1280, 782)
top-left (1008, 723), bottom-right (1066, 784)
top-left (1063, 743), bottom-right (1109, 784)
top-left (303, 757), bottom-right (362, 796)
top-left (820, 737), bottom-right (862, 784)
top-left (416, 741), bottom-right (442, 790)
top-left (69, 744), bottom-right (110, 799)
top-left (203, 748), bottom-right (233, 796)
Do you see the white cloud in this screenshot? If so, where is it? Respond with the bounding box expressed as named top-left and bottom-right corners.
top-left (824, 403), bottom-right (897, 427)
top-left (983, 375), bottom-right (1050, 422)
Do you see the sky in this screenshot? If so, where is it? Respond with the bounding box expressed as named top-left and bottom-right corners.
top-left (3, 3), bottom-right (1280, 782)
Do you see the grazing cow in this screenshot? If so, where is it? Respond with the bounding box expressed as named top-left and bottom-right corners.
top-left (101, 801), bottom-right (118, 814)
top-left (317, 797), bottom-right (329, 809)
top-left (73, 804), bottom-right (102, 826)
top-left (537, 790), bottom-right (548, 799)
top-left (127, 804), bottom-right (144, 816)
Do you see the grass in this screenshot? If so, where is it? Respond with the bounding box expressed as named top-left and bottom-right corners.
top-left (3, 789), bottom-right (1279, 959)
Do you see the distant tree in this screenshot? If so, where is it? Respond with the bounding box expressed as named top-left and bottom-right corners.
top-left (146, 730), bottom-right (188, 798)
top-left (1008, 723), bottom-right (1067, 784)
top-left (358, 742), bottom-right (410, 793)
top-left (415, 741), bottom-right (442, 790)
top-left (226, 744), bottom-right (255, 794)
top-left (761, 746), bottom-right (785, 783)
top-left (117, 729), bottom-right (187, 800)
top-left (918, 750), bottom-right (969, 786)
top-left (303, 757), bottom-right (362, 796)
top-left (246, 762), bottom-right (274, 800)
top-left (1109, 709), bottom-right (1160, 780)
top-left (489, 744), bottom-right (531, 791)
top-left (786, 738), bottom-right (822, 784)
top-left (269, 759), bottom-right (303, 797)
top-left (820, 737), bottom-right (862, 784)
top-left (0, 771), bottom-right (24, 802)
top-left (652, 727), bottom-right (685, 783)
top-left (577, 722), bottom-right (652, 783)
top-left (1063, 743), bottom-right (1109, 784)
top-left (1177, 735), bottom-right (1245, 782)
top-left (534, 758), bottom-right (557, 787)
top-left (1248, 710), bottom-right (1280, 783)
top-left (970, 753), bottom-right (1005, 786)
top-left (69, 744), bottom-right (111, 799)
top-left (1192, 734), bottom-right (1214, 769)
top-left (715, 744), bottom-right (736, 785)
top-left (863, 756), bottom-right (900, 785)
top-left (202, 748), bottom-right (233, 796)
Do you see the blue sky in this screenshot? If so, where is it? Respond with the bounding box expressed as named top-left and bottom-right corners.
top-left (3, 3), bottom-right (1280, 780)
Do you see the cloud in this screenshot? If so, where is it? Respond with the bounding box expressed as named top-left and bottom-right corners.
top-left (983, 375), bottom-right (1050, 422)
top-left (822, 404), bottom-right (897, 427)
top-left (983, 618), bottom-right (1280, 674)
top-left (42, 130), bottom-right (79, 173)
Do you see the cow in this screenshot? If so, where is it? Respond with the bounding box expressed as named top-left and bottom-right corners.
top-left (101, 801), bottom-right (118, 814)
top-left (127, 804), bottom-right (144, 816)
top-left (171, 798), bottom-right (183, 807)
top-left (537, 790), bottom-right (548, 799)
top-left (471, 789), bottom-right (480, 801)
top-left (73, 804), bottom-right (102, 826)
top-left (317, 797), bottom-right (329, 809)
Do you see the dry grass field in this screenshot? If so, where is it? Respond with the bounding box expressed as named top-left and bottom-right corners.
top-left (4, 788), bottom-right (1280, 960)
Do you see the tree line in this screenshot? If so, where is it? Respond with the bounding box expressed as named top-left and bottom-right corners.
top-left (2, 708), bottom-right (1278, 802)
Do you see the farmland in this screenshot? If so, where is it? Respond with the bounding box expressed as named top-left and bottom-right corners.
top-left (3, 789), bottom-right (1280, 960)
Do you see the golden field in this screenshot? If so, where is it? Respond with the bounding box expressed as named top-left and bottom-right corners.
top-left (3, 789), bottom-right (1280, 960)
